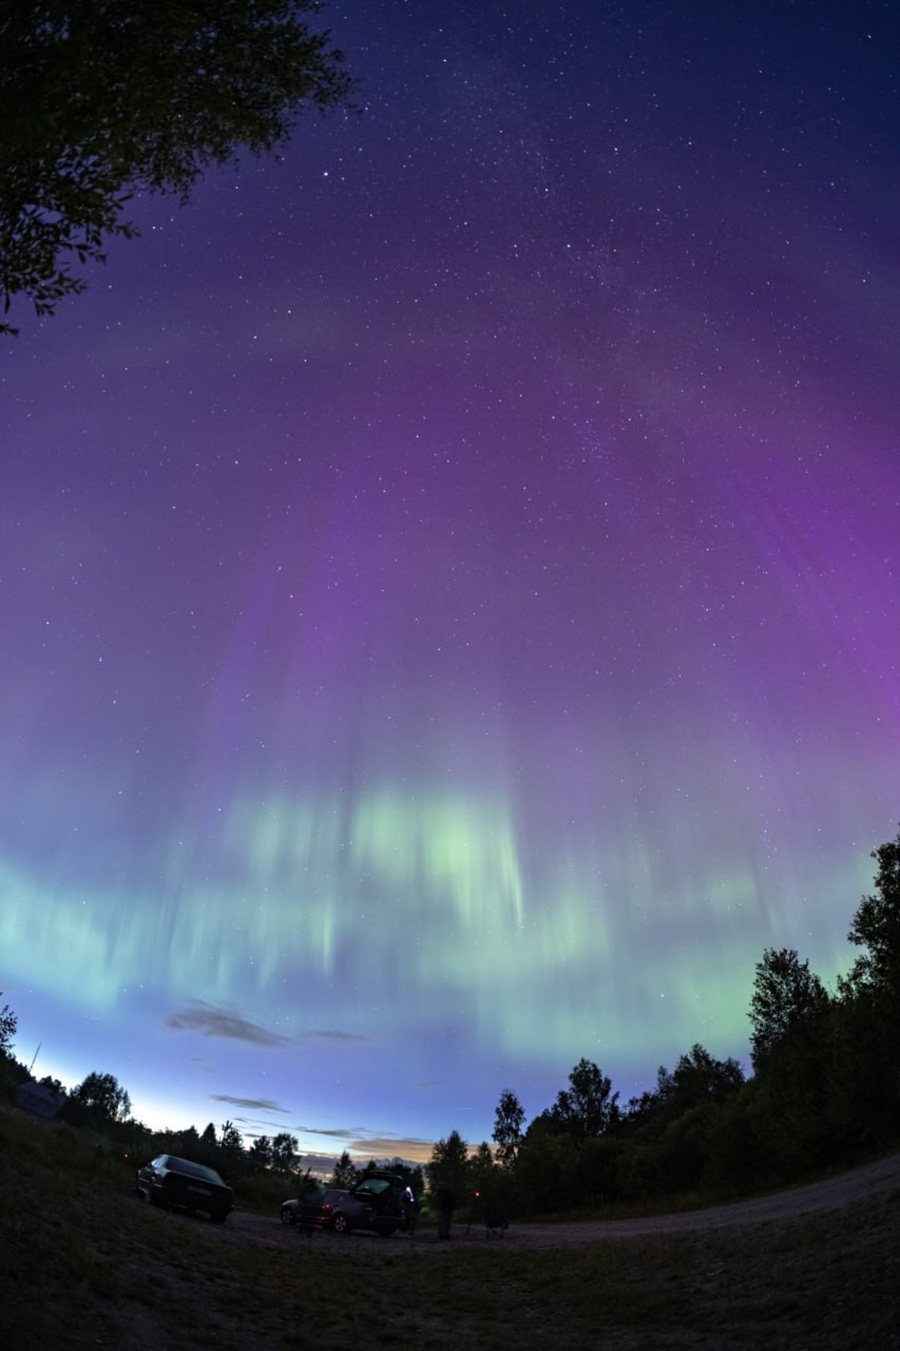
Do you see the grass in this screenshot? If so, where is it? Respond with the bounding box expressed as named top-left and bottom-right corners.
top-left (1, 1105), bottom-right (898, 1350)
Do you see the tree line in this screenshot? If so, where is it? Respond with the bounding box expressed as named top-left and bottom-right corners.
top-left (425, 826), bottom-right (900, 1219)
top-left (2, 825), bottom-right (898, 1216)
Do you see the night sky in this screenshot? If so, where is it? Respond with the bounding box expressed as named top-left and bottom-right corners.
top-left (2, 0), bottom-right (898, 1166)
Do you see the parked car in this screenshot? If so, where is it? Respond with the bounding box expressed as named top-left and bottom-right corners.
top-left (353, 1171), bottom-right (418, 1232)
top-left (136, 1154), bottom-right (233, 1223)
top-left (280, 1172), bottom-right (415, 1236)
top-left (280, 1186), bottom-right (388, 1235)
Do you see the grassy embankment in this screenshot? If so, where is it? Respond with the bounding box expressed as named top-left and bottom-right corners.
top-left (1, 1105), bottom-right (897, 1350)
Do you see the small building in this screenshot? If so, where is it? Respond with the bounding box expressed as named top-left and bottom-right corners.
top-left (15, 1080), bottom-right (66, 1121)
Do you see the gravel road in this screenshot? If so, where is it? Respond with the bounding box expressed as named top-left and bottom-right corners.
top-left (222, 1151), bottom-right (900, 1254)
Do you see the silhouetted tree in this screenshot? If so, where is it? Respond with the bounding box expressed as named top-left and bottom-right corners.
top-left (649, 1103), bottom-right (720, 1193)
top-left (179, 1125), bottom-right (201, 1154)
top-left (551, 1058), bottom-right (619, 1139)
top-left (219, 1120), bottom-right (245, 1158)
top-left (428, 1129), bottom-right (469, 1237)
top-left (467, 1141), bottom-right (500, 1221)
top-left (0, 995), bottom-right (16, 1056)
top-left (834, 827), bottom-right (900, 1143)
top-left (845, 827), bottom-right (900, 1005)
top-left (492, 1087), bottom-right (526, 1165)
top-left (670, 1044), bottom-right (745, 1110)
top-left (749, 950), bottom-right (839, 1172)
top-left (749, 948), bottom-right (829, 1072)
top-left (330, 1149), bottom-right (358, 1189)
top-left (576, 1132), bottom-right (626, 1202)
top-left (621, 1049), bottom-right (744, 1146)
top-left (0, 1), bottom-right (354, 332)
top-left (622, 1067), bottom-right (674, 1135)
top-left (70, 1071), bottom-right (131, 1122)
top-left (427, 1130), bottom-right (469, 1200)
top-left (249, 1135), bottom-right (273, 1169)
top-left (270, 1131), bottom-right (299, 1173)
top-left (515, 1114), bottom-right (581, 1212)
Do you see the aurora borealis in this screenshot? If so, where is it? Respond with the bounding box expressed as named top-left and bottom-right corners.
top-left (2, 0), bottom-right (898, 1165)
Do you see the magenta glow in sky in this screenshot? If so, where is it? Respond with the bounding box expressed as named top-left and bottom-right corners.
top-left (2, 0), bottom-right (898, 1162)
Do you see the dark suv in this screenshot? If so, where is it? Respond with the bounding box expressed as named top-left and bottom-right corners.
top-left (137, 1155), bottom-right (233, 1223)
top-left (281, 1172), bottom-right (415, 1236)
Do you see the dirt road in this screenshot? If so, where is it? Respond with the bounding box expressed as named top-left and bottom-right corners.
top-left (223, 1150), bottom-right (900, 1254)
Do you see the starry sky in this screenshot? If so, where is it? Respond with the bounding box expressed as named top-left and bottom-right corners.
top-left (2, 0), bottom-right (898, 1166)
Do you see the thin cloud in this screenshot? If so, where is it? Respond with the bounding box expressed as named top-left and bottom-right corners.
top-left (185, 1056), bottom-right (216, 1074)
top-left (304, 1123), bottom-right (434, 1164)
top-left (347, 1136), bottom-right (435, 1165)
top-left (166, 1003), bottom-right (290, 1047)
top-left (305, 1029), bottom-right (368, 1042)
top-left (294, 1124), bottom-right (364, 1140)
top-left (285, 1123), bottom-right (434, 1162)
top-left (210, 1094), bottom-right (288, 1113)
top-left (225, 1115), bottom-right (293, 1130)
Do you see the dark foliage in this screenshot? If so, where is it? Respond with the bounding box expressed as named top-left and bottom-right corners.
top-left (492, 1087), bottom-right (526, 1165)
top-left (549, 1058), bottom-right (619, 1140)
top-left (65, 1071), bottom-right (132, 1124)
top-left (0, 996), bottom-right (16, 1057)
top-left (749, 947), bottom-right (830, 1072)
top-left (330, 1148), bottom-right (358, 1189)
top-left (427, 1128), bottom-right (470, 1201)
top-left (845, 830), bottom-right (900, 1003)
top-left (0, 1), bottom-right (353, 332)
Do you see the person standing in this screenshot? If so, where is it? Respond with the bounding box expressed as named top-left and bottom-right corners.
top-left (436, 1183), bottom-right (455, 1239)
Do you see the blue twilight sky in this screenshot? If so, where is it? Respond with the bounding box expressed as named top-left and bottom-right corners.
top-left (2, 0), bottom-right (899, 1164)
